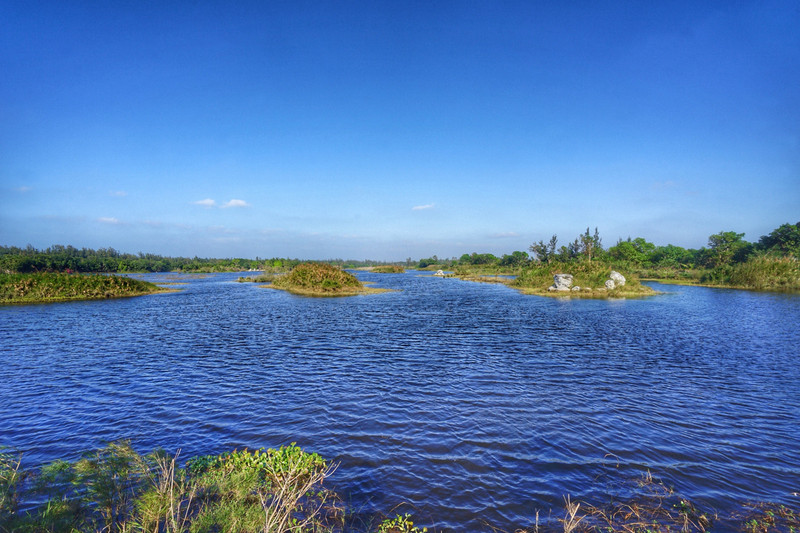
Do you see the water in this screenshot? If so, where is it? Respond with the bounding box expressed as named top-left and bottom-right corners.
top-left (2, 272), bottom-right (799, 530)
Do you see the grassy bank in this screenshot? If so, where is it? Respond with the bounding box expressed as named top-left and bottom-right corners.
top-left (270, 262), bottom-right (391, 297)
top-left (0, 272), bottom-right (169, 304)
top-left (2, 443), bottom-right (797, 533)
top-left (637, 256), bottom-right (800, 292)
top-left (506, 263), bottom-right (656, 298)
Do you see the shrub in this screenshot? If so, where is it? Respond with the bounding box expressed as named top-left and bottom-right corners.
top-left (271, 263), bottom-right (364, 295)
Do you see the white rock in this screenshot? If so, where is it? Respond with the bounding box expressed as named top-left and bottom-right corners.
top-left (550, 273), bottom-right (573, 291)
top-left (605, 279), bottom-right (616, 290)
top-left (609, 271), bottom-right (626, 286)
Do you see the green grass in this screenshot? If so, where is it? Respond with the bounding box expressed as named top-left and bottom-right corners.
top-left (725, 255), bottom-right (800, 291)
top-left (1, 442), bottom-right (338, 533)
top-left (371, 265), bottom-right (406, 274)
top-left (510, 262), bottom-right (656, 298)
top-left (4, 443), bottom-right (800, 532)
top-left (270, 262), bottom-right (390, 297)
top-left (0, 272), bottom-right (168, 304)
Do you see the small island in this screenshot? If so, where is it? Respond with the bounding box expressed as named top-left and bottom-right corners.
top-left (512, 268), bottom-right (657, 298)
top-left (268, 262), bottom-right (391, 297)
top-left (0, 272), bottom-right (170, 304)
top-left (370, 265), bottom-right (405, 274)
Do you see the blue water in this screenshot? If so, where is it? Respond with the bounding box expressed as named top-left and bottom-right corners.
top-left (1, 272), bottom-right (799, 530)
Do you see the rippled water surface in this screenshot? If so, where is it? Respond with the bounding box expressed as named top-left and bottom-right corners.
top-left (2, 272), bottom-right (799, 530)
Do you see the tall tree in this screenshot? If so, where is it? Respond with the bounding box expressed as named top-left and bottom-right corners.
top-left (758, 222), bottom-right (800, 257)
top-left (706, 231), bottom-right (750, 267)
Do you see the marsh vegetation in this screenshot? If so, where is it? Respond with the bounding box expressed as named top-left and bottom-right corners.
top-left (2, 444), bottom-right (797, 533)
top-left (417, 222), bottom-right (800, 294)
top-left (0, 272), bottom-right (168, 304)
top-left (371, 265), bottom-right (406, 274)
top-left (269, 262), bottom-right (390, 297)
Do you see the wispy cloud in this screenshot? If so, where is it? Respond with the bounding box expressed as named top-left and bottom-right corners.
top-left (98, 217), bottom-right (121, 225)
top-left (14, 186), bottom-right (32, 193)
top-left (194, 198), bottom-right (217, 207)
top-left (222, 199), bottom-right (250, 208)
top-left (109, 190), bottom-right (128, 197)
top-left (490, 231), bottom-right (519, 238)
top-left (412, 203), bottom-right (435, 211)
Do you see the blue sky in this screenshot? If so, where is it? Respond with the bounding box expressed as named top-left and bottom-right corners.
top-left (2, 1), bottom-right (798, 260)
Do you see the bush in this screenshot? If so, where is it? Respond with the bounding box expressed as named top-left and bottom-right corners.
top-left (271, 263), bottom-right (363, 295)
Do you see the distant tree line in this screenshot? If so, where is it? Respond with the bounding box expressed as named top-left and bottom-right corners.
top-left (0, 245), bottom-right (296, 273)
top-left (414, 222), bottom-right (800, 272)
top-left (0, 245), bottom-right (399, 274)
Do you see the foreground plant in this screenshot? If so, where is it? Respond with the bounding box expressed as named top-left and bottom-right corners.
top-left (187, 444), bottom-right (337, 533)
top-left (0, 448), bottom-right (24, 530)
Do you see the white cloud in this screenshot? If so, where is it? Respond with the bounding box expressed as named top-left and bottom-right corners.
top-left (98, 217), bottom-right (121, 225)
top-left (222, 199), bottom-right (250, 208)
top-left (194, 198), bottom-right (217, 207)
top-left (412, 203), bottom-right (435, 211)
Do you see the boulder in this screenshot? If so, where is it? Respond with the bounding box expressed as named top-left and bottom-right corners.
top-left (605, 279), bottom-right (616, 290)
top-left (609, 271), bottom-right (626, 286)
top-left (550, 273), bottom-right (573, 291)
top-left (434, 270), bottom-right (445, 277)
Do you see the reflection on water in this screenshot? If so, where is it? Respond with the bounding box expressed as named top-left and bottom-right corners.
top-left (1, 273), bottom-right (799, 530)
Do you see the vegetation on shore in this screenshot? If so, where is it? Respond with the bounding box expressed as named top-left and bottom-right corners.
top-left (270, 262), bottom-right (390, 297)
top-left (511, 262), bottom-right (655, 298)
top-left (0, 272), bottom-right (168, 304)
top-left (0, 246), bottom-right (396, 274)
top-left (371, 265), bottom-right (406, 274)
top-left (2, 443), bottom-right (797, 533)
top-left (3, 222), bottom-right (798, 293)
top-left (416, 222), bottom-right (800, 294)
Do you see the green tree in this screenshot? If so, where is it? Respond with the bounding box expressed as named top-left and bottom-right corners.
top-left (609, 237), bottom-right (656, 266)
top-left (578, 227), bottom-right (603, 262)
top-left (705, 231), bottom-right (752, 267)
top-left (529, 235), bottom-right (558, 264)
top-left (500, 251), bottom-right (529, 267)
top-left (758, 222), bottom-right (800, 257)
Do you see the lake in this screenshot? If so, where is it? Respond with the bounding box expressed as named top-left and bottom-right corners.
top-left (1, 271), bottom-right (799, 531)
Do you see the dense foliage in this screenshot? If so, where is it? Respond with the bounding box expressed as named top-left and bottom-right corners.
top-left (415, 222), bottom-right (800, 292)
top-left (0, 273), bottom-right (165, 303)
top-left (0, 246), bottom-right (397, 274)
top-left (271, 262), bottom-right (365, 295)
top-left (0, 442), bottom-right (338, 533)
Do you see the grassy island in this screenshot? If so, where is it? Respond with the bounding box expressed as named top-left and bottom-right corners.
top-left (511, 263), bottom-right (657, 298)
top-left (371, 265), bottom-right (405, 274)
top-left (269, 262), bottom-right (391, 297)
top-left (0, 272), bottom-right (169, 304)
